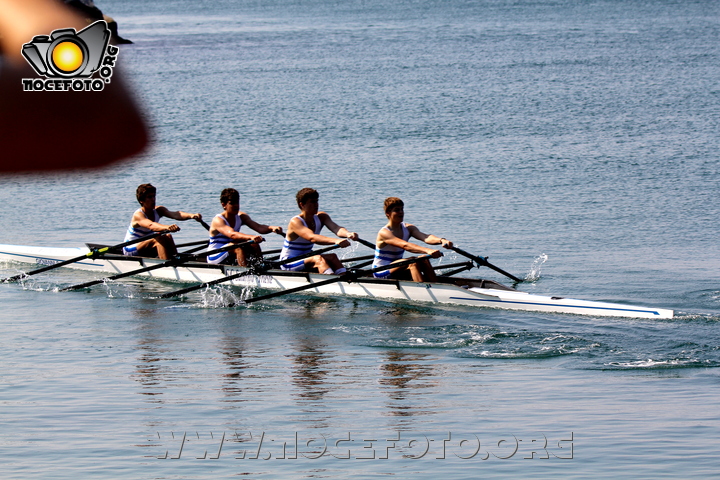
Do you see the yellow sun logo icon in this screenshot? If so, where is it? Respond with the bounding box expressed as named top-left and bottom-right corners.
top-left (51, 41), bottom-right (84, 73)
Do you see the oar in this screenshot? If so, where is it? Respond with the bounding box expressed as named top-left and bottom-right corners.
top-left (158, 269), bottom-right (256, 299)
top-left (351, 259), bottom-right (374, 270)
top-left (265, 243), bottom-right (343, 268)
top-left (339, 254), bottom-right (374, 264)
top-left (175, 239), bottom-right (209, 249)
top-left (433, 261), bottom-right (474, 272)
top-left (354, 237), bottom-right (376, 250)
top-left (243, 254), bottom-right (433, 305)
top-left (176, 243), bottom-right (213, 256)
top-left (2, 230), bottom-right (171, 283)
top-left (448, 246), bottom-right (523, 283)
top-left (60, 240), bottom-right (255, 291)
top-left (159, 243), bottom-right (344, 299)
top-left (433, 261), bottom-right (474, 277)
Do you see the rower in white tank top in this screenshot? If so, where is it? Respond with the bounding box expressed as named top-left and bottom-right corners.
top-left (372, 223), bottom-right (410, 278)
top-left (123, 208), bottom-right (160, 256)
top-left (374, 197), bottom-right (453, 283)
top-left (207, 213), bottom-right (243, 264)
top-left (279, 215), bottom-right (322, 271)
top-left (281, 188), bottom-right (357, 275)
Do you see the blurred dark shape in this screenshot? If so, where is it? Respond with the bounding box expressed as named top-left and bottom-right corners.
top-left (0, 0), bottom-right (149, 173)
top-left (63, 0), bottom-right (133, 44)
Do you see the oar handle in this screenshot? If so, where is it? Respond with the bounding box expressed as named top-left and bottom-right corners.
top-left (449, 246), bottom-right (523, 283)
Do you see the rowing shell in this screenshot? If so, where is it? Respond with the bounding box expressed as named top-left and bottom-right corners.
top-left (0, 243), bottom-right (674, 319)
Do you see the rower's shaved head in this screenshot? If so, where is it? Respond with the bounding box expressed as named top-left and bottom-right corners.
top-left (384, 197), bottom-right (404, 214)
top-left (296, 188), bottom-right (319, 208)
top-left (136, 183), bottom-right (156, 204)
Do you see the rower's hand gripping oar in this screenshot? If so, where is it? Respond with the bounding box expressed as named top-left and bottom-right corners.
top-left (448, 246), bottom-right (523, 283)
top-left (60, 239), bottom-right (255, 291)
top-left (159, 243), bottom-right (345, 299)
top-left (2, 229), bottom-right (172, 283)
top-left (243, 254), bottom-right (433, 305)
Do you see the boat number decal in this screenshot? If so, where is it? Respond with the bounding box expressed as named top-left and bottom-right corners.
top-left (35, 257), bottom-right (61, 266)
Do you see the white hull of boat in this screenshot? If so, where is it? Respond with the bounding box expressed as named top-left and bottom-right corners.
top-left (0, 244), bottom-right (674, 319)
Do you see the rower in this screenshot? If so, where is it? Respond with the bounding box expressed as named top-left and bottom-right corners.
top-left (122, 183), bottom-right (203, 259)
top-left (373, 197), bottom-right (453, 282)
top-left (279, 188), bottom-right (358, 274)
top-left (207, 188), bottom-right (283, 266)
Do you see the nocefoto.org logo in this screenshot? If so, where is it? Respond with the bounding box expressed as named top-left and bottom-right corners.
top-left (21, 20), bottom-right (119, 92)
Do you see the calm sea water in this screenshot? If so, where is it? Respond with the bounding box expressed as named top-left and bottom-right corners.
top-left (1, 0), bottom-right (719, 478)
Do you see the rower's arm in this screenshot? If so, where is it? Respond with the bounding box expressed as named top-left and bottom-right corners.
top-left (211, 215), bottom-right (261, 243)
top-left (290, 217), bottom-right (347, 246)
top-left (409, 225), bottom-right (453, 248)
top-left (318, 212), bottom-right (358, 240)
top-left (133, 210), bottom-right (179, 233)
top-left (157, 206), bottom-right (203, 223)
top-left (241, 213), bottom-right (284, 236)
top-left (380, 228), bottom-right (438, 256)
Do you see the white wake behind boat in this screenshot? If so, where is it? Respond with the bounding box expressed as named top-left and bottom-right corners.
top-left (0, 243), bottom-right (674, 319)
